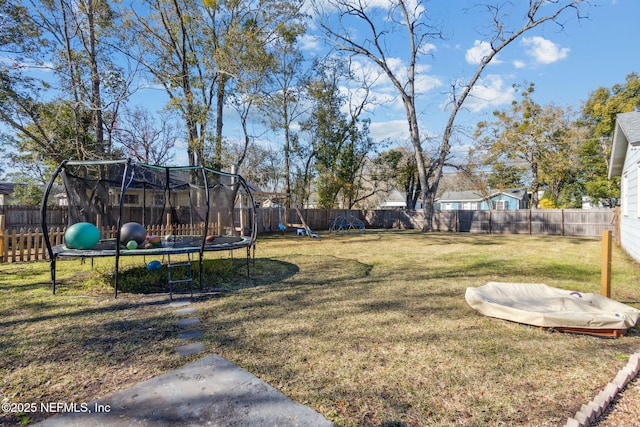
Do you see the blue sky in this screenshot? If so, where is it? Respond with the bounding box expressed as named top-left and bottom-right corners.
top-left (3, 0), bottom-right (639, 171)
top-left (282, 0), bottom-right (640, 153)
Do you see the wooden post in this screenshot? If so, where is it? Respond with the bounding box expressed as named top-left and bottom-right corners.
top-left (96, 214), bottom-right (102, 237)
top-left (601, 230), bottom-right (612, 298)
top-left (0, 215), bottom-right (5, 263)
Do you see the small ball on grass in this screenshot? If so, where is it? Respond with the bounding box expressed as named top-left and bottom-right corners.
top-left (147, 260), bottom-right (162, 271)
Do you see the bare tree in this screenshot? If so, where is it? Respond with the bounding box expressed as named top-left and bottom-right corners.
top-left (113, 106), bottom-right (178, 165)
top-left (313, 0), bottom-right (588, 229)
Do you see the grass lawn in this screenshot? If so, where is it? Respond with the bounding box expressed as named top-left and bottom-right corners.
top-left (1, 230), bottom-right (640, 426)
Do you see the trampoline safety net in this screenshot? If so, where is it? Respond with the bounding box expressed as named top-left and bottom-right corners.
top-left (41, 159), bottom-right (257, 296)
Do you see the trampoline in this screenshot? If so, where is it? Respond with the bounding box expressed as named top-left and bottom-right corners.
top-left (41, 159), bottom-right (257, 297)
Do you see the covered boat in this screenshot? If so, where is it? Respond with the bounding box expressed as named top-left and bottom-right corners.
top-left (465, 282), bottom-right (640, 337)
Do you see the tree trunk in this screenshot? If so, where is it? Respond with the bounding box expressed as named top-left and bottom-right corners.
top-left (214, 76), bottom-right (227, 169)
top-left (86, 0), bottom-right (105, 156)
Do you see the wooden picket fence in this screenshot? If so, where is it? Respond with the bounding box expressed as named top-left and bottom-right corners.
top-left (0, 218), bottom-right (224, 263)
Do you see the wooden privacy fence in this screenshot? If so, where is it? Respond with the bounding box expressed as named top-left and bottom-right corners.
top-left (365, 208), bottom-right (617, 237)
top-left (0, 208), bottom-right (617, 263)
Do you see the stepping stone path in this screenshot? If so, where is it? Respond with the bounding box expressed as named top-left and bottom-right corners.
top-left (170, 299), bottom-right (206, 357)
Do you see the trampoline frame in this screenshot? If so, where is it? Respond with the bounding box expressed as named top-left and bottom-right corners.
top-left (41, 159), bottom-right (258, 297)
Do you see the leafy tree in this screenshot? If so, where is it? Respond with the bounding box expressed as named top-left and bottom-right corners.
top-left (122, 0), bottom-right (215, 166)
top-left (487, 163), bottom-right (525, 191)
top-left (580, 137), bottom-right (618, 207)
top-left (313, 0), bottom-right (588, 228)
top-left (122, 0), bottom-right (304, 169)
top-left (582, 72), bottom-right (640, 138)
top-left (4, 174), bottom-right (43, 206)
top-left (1, 0), bottom-right (129, 181)
top-left (475, 84), bottom-right (584, 208)
top-left (31, 0), bottom-right (126, 158)
top-left (372, 147), bottom-right (420, 209)
top-left (7, 100), bottom-right (97, 171)
top-left (300, 62), bottom-right (376, 209)
top-left (579, 72), bottom-right (640, 206)
top-left (258, 20), bottom-right (308, 200)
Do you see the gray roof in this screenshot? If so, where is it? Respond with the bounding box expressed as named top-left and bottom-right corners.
top-left (609, 111), bottom-right (640, 178)
top-left (491, 188), bottom-right (527, 200)
top-left (385, 190), bottom-right (406, 203)
top-left (439, 190), bottom-right (485, 202)
top-left (0, 183), bottom-right (17, 195)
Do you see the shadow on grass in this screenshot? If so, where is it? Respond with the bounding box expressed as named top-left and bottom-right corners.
top-left (114, 258), bottom-right (300, 296)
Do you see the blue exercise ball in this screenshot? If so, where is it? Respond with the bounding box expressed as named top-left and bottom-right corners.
top-left (120, 222), bottom-right (147, 245)
top-left (65, 222), bottom-right (101, 249)
top-left (147, 260), bottom-right (162, 271)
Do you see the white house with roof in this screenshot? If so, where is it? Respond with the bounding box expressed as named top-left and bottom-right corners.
top-left (437, 188), bottom-right (528, 211)
top-left (608, 111), bottom-right (640, 263)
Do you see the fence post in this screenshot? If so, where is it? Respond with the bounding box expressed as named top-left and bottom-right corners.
top-left (0, 214), bottom-right (5, 263)
top-left (455, 210), bottom-right (459, 233)
top-left (489, 210), bottom-right (492, 234)
top-left (26, 229), bottom-right (33, 262)
top-left (601, 230), bottom-right (612, 298)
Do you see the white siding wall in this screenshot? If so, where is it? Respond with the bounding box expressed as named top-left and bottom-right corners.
top-left (620, 146), bottom-right (640, 263)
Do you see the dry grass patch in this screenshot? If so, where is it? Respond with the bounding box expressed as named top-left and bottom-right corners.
top-left (197, 231), bottom-right (640, 426)
top-left (1, 230), bottom-right (640, 426)
top-left (0, 261), bottom-right (194, 426)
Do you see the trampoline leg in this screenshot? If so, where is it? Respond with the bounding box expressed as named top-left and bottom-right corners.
top-left (246, 246), bottom-right (251, 277)
top-left (50, 258), bottom-right (57, 295)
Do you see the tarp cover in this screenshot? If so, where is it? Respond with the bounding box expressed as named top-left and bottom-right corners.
top-left (466, 282), bottom-right (640, 331)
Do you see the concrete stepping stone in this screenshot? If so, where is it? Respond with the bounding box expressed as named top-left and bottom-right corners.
top-left (168, 299), bottom-right (191, 308)
top-left (175, 307), bottom-right (197, 316)
top-left (178, 329), bottom-right (203, 340)
top-left (177, 317), bottom-right (201, 328)
top-left (34, 355), bottom-right (333, 426)
top-left (176, 342), bottom-right (206, 356)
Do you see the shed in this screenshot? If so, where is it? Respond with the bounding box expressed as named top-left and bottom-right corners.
top-left (608, 111), bottom-right (640, 263)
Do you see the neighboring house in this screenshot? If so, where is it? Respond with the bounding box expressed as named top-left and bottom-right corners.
top-left (608, 111), bottom-right (640, 263)
top-left (0, 183), bottom-right (17, 206)
top-left (438, 190), bottom-right (486, 211)
top-left (490, 188), bottom-right (529, 210)
top-left (376, 190), bottom-right (424, 210)
top-left (377, 190), bottom-right (407, 209)
top-left (437, 188), bottom-right (528, 211)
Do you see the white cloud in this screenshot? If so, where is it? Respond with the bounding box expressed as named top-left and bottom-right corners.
top-left (463, 75), bottom-right (516, 113)
top-left (415, 64), bottom-right (442, 94)
top-left (521, 36), bottom-right (569, 64)
top-left (419, 42), bottom-right (437, 55)
top-left (465, 40), bottom-right (499, 65)
top-left (348, 58), bottom-right (442, 111)
top-left (513, 60), bottom-right (526, 69)
top-left (370, 120), bottom-right (409, 142)
top-left (298, 34), bottom-right (321, 51)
